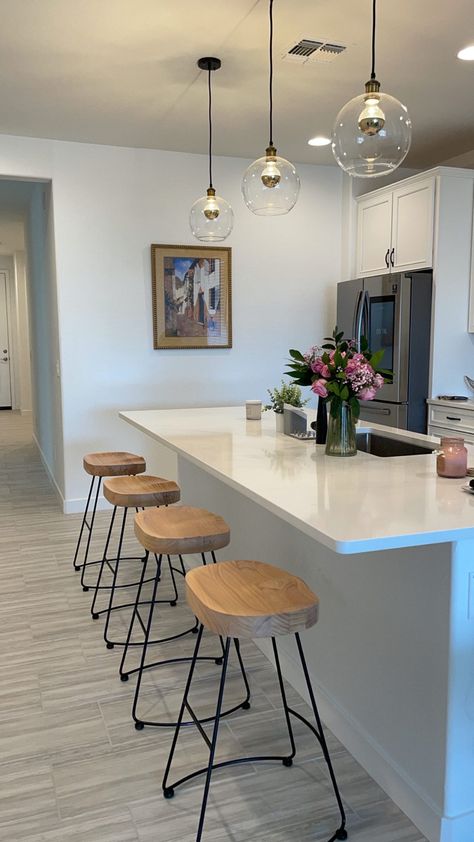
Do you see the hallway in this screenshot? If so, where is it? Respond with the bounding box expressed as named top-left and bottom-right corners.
top-left (0, 411), bottom-right (426, 841)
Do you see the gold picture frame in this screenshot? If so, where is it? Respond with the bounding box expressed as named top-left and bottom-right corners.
top-left (151, 244), bottom-right (232, 349)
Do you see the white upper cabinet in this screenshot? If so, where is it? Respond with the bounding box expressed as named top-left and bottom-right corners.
top-left (356, 193), bottom-right (392, 276)
top-left (355, 175), bottom-right (435, 277)
top-left (391, 179), bottom-right (435, 272)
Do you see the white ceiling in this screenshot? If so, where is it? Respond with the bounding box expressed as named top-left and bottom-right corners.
top-left (0, 0), bottom-right (473, 168)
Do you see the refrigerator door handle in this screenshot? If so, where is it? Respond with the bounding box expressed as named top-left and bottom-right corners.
top-left (361, 405), bottom-right (391, 415)
top-left (352, 290), bottom-right (363, 343)
top-left (361, 290), bottom-right (369, 343)
top-left (355, 290), bottom-right (369, 349)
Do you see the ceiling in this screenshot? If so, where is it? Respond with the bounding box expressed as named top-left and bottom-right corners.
top-left (0, 0), bottom-right (473, 168)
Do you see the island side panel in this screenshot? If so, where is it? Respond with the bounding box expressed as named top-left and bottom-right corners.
top-left (177, 455), bottom-right (451, 842)
top-left (440, 538), bottom-right (474, 842)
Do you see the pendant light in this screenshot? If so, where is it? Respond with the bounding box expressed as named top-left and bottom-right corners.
top-left (332, 0), bottom-right (412, 178)
top-left (190, 57), bottom-right (233, 242)
top-left (241, 0), bottom-right (300, 215)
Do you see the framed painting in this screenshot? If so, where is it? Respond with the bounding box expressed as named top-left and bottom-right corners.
top-left (151, 244), bottom-right (232, 349)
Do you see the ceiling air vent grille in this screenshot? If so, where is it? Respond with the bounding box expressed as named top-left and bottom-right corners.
top-left (283, 39), bottom-right (347, 64)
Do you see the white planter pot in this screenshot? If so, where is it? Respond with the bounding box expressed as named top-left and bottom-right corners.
top-left (275, 412), bottom-right (285, 433)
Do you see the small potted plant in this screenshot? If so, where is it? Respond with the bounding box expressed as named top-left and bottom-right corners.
top-left (264, 380), bottom-right (308, 432)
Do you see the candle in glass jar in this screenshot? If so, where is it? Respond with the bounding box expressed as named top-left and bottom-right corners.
top-left (436, 437), bottom-right (467, 478)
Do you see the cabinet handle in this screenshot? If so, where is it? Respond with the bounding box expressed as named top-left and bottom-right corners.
top-left (446, 416), bottom-right (461, 421)
top-left (384, 249), bottom-right (390, 268)
top-left (390, 248), bottom-right (395, 267)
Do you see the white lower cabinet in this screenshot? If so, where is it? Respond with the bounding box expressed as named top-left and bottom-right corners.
top-left (427, 400), bottom-right (474, 445)
top-left (428, 425), bottom-right (474, 446)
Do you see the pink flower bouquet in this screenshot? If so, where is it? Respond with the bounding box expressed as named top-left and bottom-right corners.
top-left (286, 327), bottom-right (390, 419)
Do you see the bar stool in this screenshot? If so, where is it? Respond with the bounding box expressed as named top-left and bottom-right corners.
top-left (121, 506), bottom-right (250, 730)
top-left (162, 560), bottom-right (347, 842)
top-left (72, 451), bottom-right (146, 582)
top-left (90, 474), bottom-right (182, 650)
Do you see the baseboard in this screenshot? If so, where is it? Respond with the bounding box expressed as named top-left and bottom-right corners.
top-left (253, 638), bottom-right (444, 842)
top-left (63, 496), bottom-right (112, 515)
top-left (32, 433), bottom-right (66, 512)
top-left (20, 408), bottom-right (32, 416)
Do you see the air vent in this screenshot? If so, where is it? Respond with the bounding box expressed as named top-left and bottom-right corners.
top-left (283, 38), bottom-right (347, 64)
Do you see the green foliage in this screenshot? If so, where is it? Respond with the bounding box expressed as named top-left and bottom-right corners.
top-left (264, 380), bottom-right (309, 414)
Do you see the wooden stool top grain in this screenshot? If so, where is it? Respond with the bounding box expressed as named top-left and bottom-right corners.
top-left (185, 560), bottom-right (319, 639)
top-left (134, 506), bottom-right (230, 555)
top-left (103, 475), bottom-right (180, 508)
top-left (83, 451), bottom-right (146, 477)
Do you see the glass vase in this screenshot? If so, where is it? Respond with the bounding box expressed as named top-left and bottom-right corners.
top-left (325, 402), bottom-right (357, 457)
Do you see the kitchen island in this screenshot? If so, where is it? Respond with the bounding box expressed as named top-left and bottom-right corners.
top-left (120, 406), bottom-right (474, 842)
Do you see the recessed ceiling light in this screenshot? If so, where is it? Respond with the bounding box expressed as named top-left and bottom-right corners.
top-left (457, 45), bottom-right (474, 60)
top-left (308, 136), bottom-right (331, 147)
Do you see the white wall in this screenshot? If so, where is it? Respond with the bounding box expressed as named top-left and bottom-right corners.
top-left (0, 134), bottom-right (343, 510)
top-left (25, 182), bottom-right (65, 497)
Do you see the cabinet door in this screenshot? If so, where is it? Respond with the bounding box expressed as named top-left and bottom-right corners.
top-left (355, 193), bottom-right (392, 278)
top-left (391, 178), bottom-right (435, 272)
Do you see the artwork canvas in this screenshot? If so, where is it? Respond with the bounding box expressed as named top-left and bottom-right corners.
top-left (151, 244), bottom-right (232, 349)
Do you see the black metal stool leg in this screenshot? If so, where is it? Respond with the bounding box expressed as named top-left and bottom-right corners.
top-left (166, 555), bottom-right (179, 606)
top-left (90, 506), bottom-right (117, 617)
top-left (132, 555), bottom-right (164, 729)
top-left (119, 550), bottom-right (154, 680)
top-left (73, 475), bottom-right (96, 571)
top-left (295, 633), bottom-right (347, 841)
top-left (162, 624), bottom-right (205, 794)
top-left (78, 476), bottom-right (102, 581)
top-left (233, 638), bottom-right (251, 710)
top-left (194, 637), bottom-right (231, 842)
top-left (162, 631), bottom-right (233, 842)
top-left (272, 638), bottom-right (296, 765)
top-left (103, 507), bottom-right (128, 649)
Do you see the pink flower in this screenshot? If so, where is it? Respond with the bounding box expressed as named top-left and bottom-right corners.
top-left (358, 386), bottom-right (377, 401)
top-left (311, 379), bottom-right (328, 398)
top-left (311, 359), bottom-right (330, 378)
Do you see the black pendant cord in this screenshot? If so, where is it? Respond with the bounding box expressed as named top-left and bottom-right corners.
top-left (370, 0), bottom-right (376, 79)
top-left (208, 65), bottom-right (213, 190)
top-left (268, 0), bottom-right (274, 146)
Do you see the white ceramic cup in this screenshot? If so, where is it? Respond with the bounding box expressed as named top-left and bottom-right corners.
top-left (246, 400), bottom-right (262, 420)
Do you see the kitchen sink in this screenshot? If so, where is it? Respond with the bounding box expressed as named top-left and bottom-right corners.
top-left (356, 431), bottom-right (436, 458)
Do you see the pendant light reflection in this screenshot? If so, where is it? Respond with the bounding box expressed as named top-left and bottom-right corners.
top-left (332, 0), bottom-right (412, 178)
top-left (242, 0), bottom-right (300, 215)
top-left (190, 57), bottom-right (233, 242)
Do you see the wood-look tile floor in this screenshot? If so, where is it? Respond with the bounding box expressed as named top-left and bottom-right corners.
top-left (0, 411), bottom-right (428, 842)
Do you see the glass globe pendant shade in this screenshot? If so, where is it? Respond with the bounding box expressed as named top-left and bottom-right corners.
top-left (189, 187), bottom-right (233, 242)
top-left (242, 145), bottom-right (300, 216)
top-left (332, 81), bottom-right (412, 178)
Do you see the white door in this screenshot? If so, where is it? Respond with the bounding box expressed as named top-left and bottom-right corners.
top-left (355, 192), bottom-right (393, 277)
top-left (391, 177), bottom-right (435, 272)
top-left (0, 273), bottom-right (12, 408)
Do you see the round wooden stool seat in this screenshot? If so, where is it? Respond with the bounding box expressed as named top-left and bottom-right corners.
top-left (185, 560), bottom-right (319, 640)
top-left (103, 475), bottom-right (180, 508)
top-left (134, 506), bottom-right (230, 556)
top-left (83, 451), bottom-right (146, 477)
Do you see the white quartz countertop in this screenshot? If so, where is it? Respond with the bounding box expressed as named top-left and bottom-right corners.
top-left (120, 406), bottom-right (474, 555)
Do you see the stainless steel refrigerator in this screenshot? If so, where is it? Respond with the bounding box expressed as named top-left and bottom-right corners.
top-left (336, 271), bottom-right (432, 433)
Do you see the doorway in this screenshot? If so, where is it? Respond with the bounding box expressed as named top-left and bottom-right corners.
top-left (0, 270), bottom-right (12, 408)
